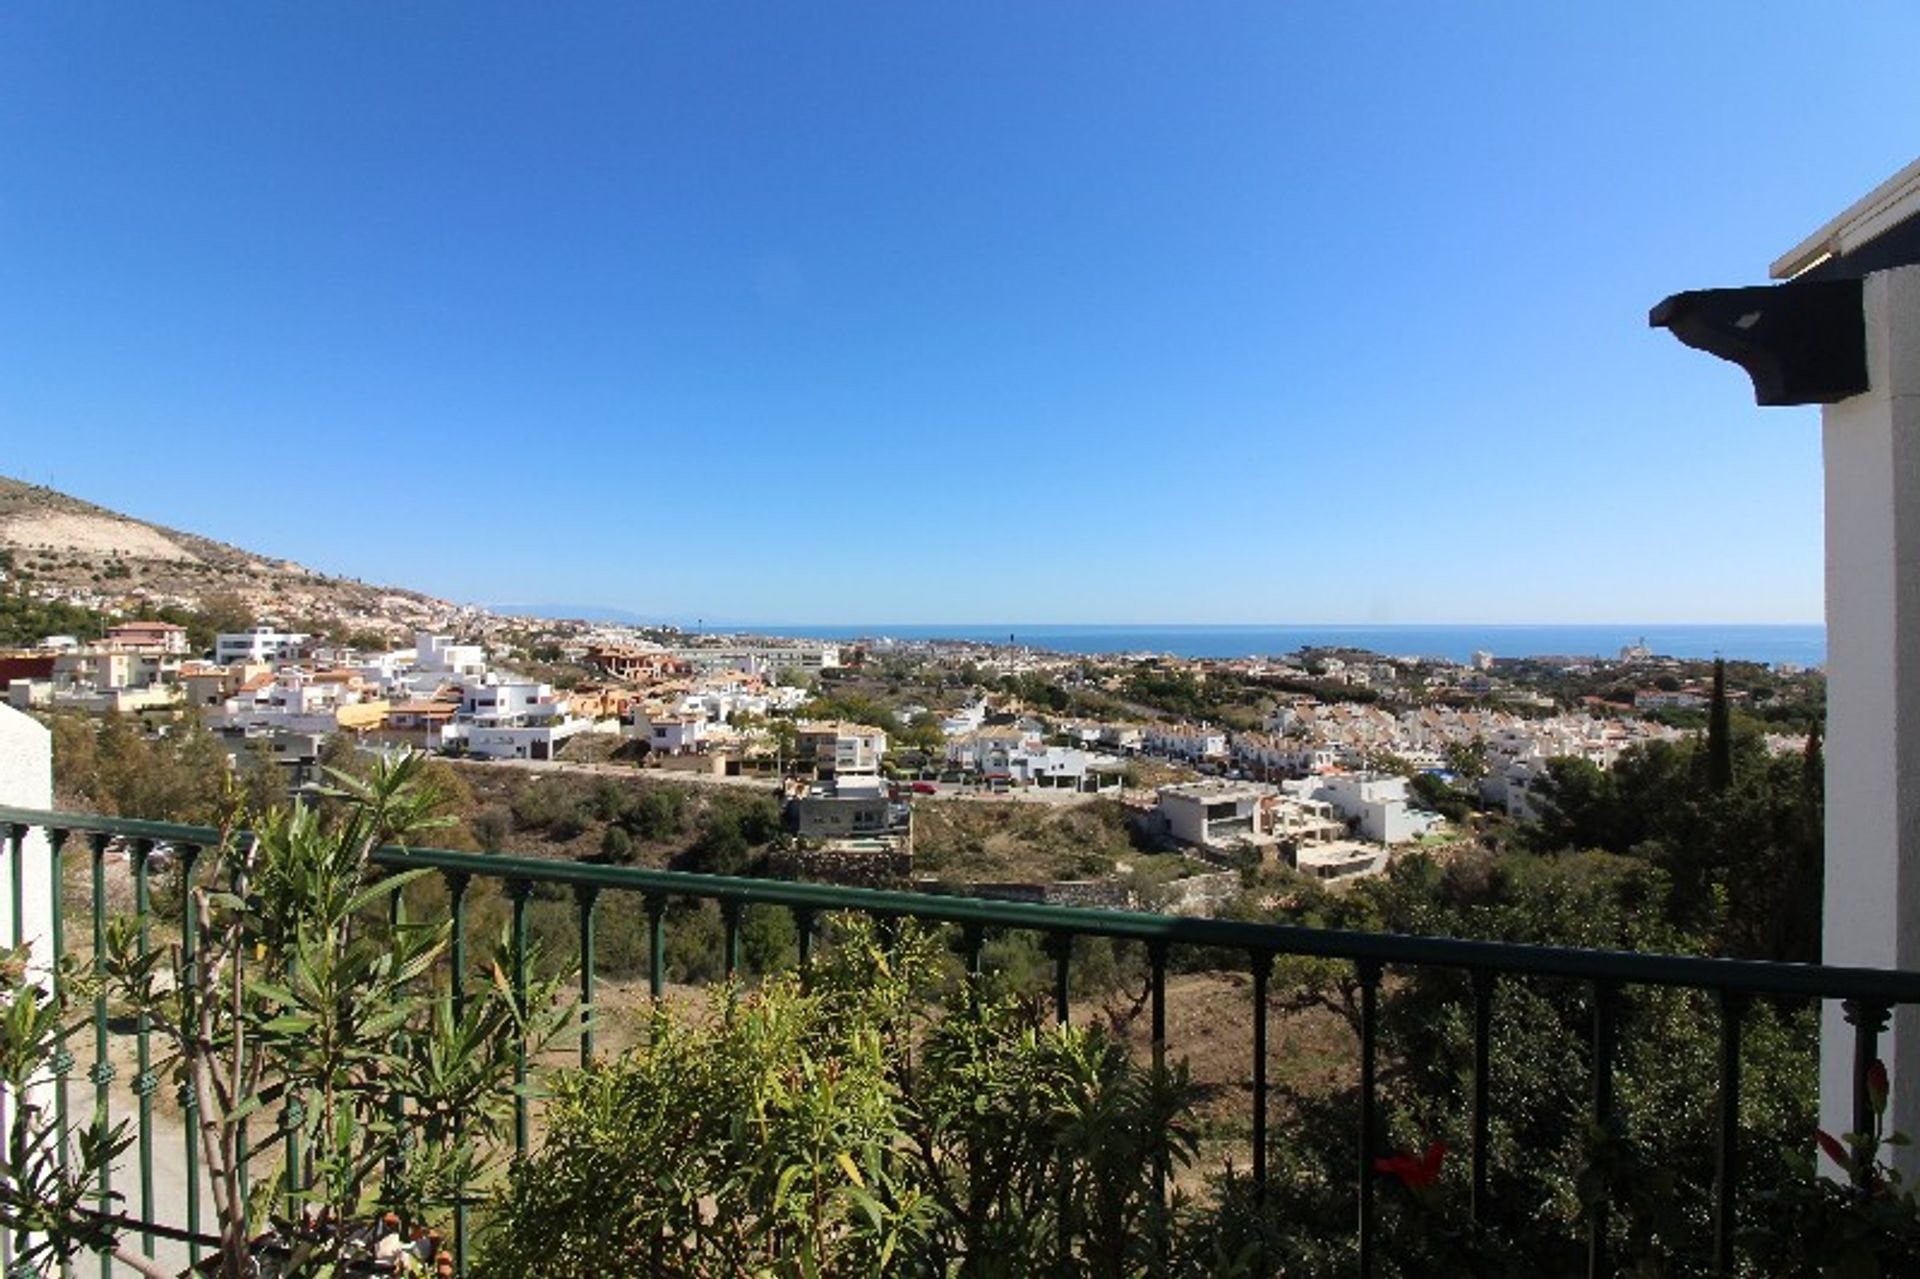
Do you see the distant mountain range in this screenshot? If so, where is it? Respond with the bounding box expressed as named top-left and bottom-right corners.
top-left (486, 603), bottom-right (657, 624)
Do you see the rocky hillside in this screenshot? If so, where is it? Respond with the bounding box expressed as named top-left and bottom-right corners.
top-left (0, 476), bottom-right (478, 639)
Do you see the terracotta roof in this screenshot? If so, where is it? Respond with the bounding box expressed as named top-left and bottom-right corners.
top-left (390, 701), bottom-right (459, 717)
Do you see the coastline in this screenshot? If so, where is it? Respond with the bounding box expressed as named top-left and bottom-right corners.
top-left (717, 622), bottom-right (1826, 667)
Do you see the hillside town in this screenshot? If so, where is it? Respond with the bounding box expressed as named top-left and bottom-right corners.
top-left (0, 563), bottom-right (1824, 898)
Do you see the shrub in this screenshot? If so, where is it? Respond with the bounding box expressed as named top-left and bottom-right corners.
top-left (474, 921), bottom-right (1204, 1278)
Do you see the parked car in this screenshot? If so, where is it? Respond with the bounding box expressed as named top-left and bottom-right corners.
top-left (910, 781), bottom-right (938, 794)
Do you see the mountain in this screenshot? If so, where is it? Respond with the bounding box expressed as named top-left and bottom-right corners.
top-left (0, 476), bottom-right (479, 639)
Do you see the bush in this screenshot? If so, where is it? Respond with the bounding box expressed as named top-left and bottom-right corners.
top-left (599, 824), bottom-right (634, 861)
top-left (474, 921), bottom-right (1206, 1279)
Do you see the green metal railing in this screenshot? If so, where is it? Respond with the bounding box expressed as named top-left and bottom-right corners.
top-left (6, 803), bottom-right (1920, 1278)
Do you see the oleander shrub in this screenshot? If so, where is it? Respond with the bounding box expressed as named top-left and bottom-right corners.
top-left (474, 920), bottom-right (1209, 1278)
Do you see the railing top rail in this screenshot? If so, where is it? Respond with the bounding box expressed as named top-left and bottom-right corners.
top-left (9, 803), bottom-right (1919, 1004)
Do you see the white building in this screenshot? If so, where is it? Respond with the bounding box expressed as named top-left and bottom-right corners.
top-left (1144, 724), bottom-right (1228, 762)
top-left (1302, 772), bottom-right (1441, 846)
top-left (106, 621), bottom-right (190, 655)
top-left (794, 721), bottom-right (888, 778)
top-left (415, 632), bottom-right (487, 677)
top-left (1156, 780), bottom-right (1282, 850)
top-left (1004, 745), bottom-right (1127, 792)
top-left (635, 711), bottom-right (707, 756)
top-left (215, 627), bottom-right (310, 666)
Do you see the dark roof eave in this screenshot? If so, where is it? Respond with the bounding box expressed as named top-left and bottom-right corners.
top-left (1649, 277), bottom-right (1867, 407)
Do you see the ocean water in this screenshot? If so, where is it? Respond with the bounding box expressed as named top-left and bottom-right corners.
top-left (744, 623), bottom-right (1826, 667)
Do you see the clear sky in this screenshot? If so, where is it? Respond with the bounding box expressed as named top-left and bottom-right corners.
top-left (3, 4), bottom-right (1915, 626)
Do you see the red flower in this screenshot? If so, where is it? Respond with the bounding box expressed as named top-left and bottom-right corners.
top-left (1868, 1059), bottom-right (1890, 1121)
top-left (1375, 1141), bottom-right (1448, 1190)
top-left (1816, 1128), bottom-right (1855, 1177)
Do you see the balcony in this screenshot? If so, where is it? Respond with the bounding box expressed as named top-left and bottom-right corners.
top-left (3, 800), bottom-right (1918, 1278)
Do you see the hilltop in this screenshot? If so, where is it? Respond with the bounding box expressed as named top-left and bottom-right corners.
top-left (0, 476), bottom-right (478, 639)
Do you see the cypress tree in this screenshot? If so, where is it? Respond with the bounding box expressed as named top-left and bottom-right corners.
top-left (1705, 657), bottom-right (1733, 793)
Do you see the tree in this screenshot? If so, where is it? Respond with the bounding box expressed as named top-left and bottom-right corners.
top-left (899, 711), bottom-right (948, 756)
top-left (1705, 658), bottom-right (1733, 793)
top-left (191, 591), bottom-right (256, 654)
top-left (1242, 850), bottom-right (1819, 1277)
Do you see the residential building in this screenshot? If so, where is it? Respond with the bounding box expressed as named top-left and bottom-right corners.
top-left (106, 621), bottom-right (190, 655)
top-left (1155, 780), bottom-right (1282, 852)
top-left (793, 721), bottom-right (887, 778)
top-left (215, 627), bottom-right (310, 666)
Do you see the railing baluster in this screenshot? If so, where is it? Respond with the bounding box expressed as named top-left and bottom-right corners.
top-left (1715, 990), bottom-right (1747, 1276)
top-left (385, 886), bottom-right (407, 1204)
top-left (1356, 958), bottom-right (1382, 1279)
top-left (508, 879), bottom-right (532, 1158)
top-left (1471, 968), bottom-right (1495, 1225)
top-left (721, 899), bottom-right (743, 981)
top-left (1589, 980), bottom-right (1621, 1279)
top-left (793, 907), bottom-right (816, 976)
top-left (1049, 932), bottom-right (1072, 1026)
top-left (1150, 940), bottom-right (1168, 1073)
top-left (1251, 950), bottom-right (1272, 1208)
top-left (646, 895), bottom-right (667, 1000)
top-left (177, 843), bottom-right (202, 1266)
top-left (1844, 997), bottom-right (1891, 1188)
top-left (47, 830), bottom-right (72, 1191)
top-left (132, 839), bottom-right (157, 1259)
top-left (444, 872), bottom-right (469, 1279)
top-left (3, 823), bottom-right (22, 1273)
top-left (446, 871), bottom-right (470, 1018)
top-left (1149, 939), bottom-right (1169, 1235)
top-left (7, 822), bottom-right (23, 947)
top-left (283, 939), bottom-right (302, 1208)
top-left (227, 828), bottom-right (252, 1213)
top-left (961, 923), bottom-right (985, 1009)
top-left (577, 885), bottom-right (599, 1066)
top-left (88, 832), bottom-right (110, 1279)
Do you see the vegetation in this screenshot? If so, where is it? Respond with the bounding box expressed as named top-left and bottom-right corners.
top-left (1524, 712), bottom-right (1822, 962)
top-left (97, 753), bottom-right (567, 1277)
top-left (46, 711), bottom-right (272, 823)
top-left (475, 921), bottom-right (1211, 1279)
top-left (912, 797), bottom-right (1150, 883)
top-left (0, 581), bottom-right (110, 646)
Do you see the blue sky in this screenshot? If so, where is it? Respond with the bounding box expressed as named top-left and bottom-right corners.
top-left (2, 4), bottom-right (1914, 626)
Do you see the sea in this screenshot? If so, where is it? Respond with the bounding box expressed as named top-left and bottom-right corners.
top-left (738, 623), bottom-right (1826, 668)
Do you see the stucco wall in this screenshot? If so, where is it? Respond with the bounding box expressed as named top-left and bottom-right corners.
top-left (0, 702), bottom-right (54, 976)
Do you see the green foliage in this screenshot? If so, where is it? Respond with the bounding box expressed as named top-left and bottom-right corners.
top-left (1232, 850), bottom-right (1820, 1277)
top-left (476, 921), bottom-right (1205, 1279)
top-left (1741, 1061), bottom-right (1920, 1277)
top-left (678, 791), bottom-right (784, 875)
top-left (1408, 771), bottom-right (1472, 823)
top-left (599, 823), bottom-right (634, 860)
top-left (99, 752), bottom-right (569, 1277)
top-left (897, 710), bottom-right (948, 755)
top-left (800, 692), bottom-right (902, 735)
top-left (1706, 658), bottom-right (1733, 793)
top-left (1527, 723), bottom-right (1823, 961)
top-left (48, 710), bottom-right (245, 824)
top-left (0, 585), bottom-right (109, 646)
top-left (0, 948), bottom-right (134, 1276)
top-left (626, 786), bottom-right (688, 840)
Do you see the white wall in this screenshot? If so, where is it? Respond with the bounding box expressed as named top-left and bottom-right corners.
top-left (0, 703), bottom-right (54, 975)
top-left (0, 702), bottom-right (55, 1277)
top-left (1819, 265), bottom-right (1920, 1175)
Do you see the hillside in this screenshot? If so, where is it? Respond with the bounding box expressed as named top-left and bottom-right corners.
top-left (0, 476), bottom-right (476, 639)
